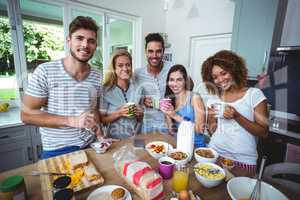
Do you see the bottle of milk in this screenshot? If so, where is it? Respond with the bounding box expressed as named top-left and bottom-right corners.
top-left (176, 117), bottom-right (195, 161)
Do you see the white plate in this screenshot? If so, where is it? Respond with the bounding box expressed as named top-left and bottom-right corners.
top-left (146, 141), bottom-right (174, 159)
top-left (87, 185), bottom-right (132, 200)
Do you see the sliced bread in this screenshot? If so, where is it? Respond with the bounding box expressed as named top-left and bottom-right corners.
top-left (69, 151), bottom-right (88, 170)
top-left (84, 165), bottom-right (100, 181)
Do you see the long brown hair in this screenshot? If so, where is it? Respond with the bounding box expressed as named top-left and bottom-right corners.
top-left (165, 64), bottom-right (193, 107)
top-left (201, 50), bottom-right (248, 95)
top-left (103, 50), bottom-right (132, 89)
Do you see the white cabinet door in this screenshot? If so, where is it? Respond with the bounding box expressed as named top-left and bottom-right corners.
top-left (188, 33), bottom-right (231, 97)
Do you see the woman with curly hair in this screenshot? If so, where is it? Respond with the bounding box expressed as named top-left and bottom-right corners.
top-left (101, 50), bottom-right (143, 139)
top-left (202, 50), bottom-right (268, 174)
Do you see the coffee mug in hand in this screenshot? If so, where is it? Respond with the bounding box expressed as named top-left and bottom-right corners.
top-left (213, 103), bottom-right (226, 118)
top-left (159, 98), bottom-right (172, 110)
top-left (126, 102), bottom-right (135, 117)
top-left (152, 97), bottom-right (160, 110)
top-left (158, 156), bottom-right (175, 179)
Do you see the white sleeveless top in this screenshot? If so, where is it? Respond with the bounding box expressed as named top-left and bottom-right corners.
top-left (207, 88), bottom-right (266, 165)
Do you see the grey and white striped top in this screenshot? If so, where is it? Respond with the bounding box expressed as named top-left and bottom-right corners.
top-left (25, 59), bottom-right (102, 151)
top-left (133, 61), bottom-right (173, 133)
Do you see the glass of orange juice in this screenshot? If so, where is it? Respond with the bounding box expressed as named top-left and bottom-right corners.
top-left (172, 165), bottom-right (189, 193)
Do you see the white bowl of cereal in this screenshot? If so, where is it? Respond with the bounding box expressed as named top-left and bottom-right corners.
top-left (194, 162), bottom-right (225, 188)
top-left (167, 150), bottom-right (189, 166)
top-left (194, 147), bottom-right (218, 164)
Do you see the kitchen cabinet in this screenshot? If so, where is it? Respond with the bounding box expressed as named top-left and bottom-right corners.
top-left (258, 131), bottom-right (300, 167)
top-left (0, 140), bottom-right (33, 172)
top-left (231, 0), bottom-right (285, 79)
top-left (0, 125), bottom-right (42, 172)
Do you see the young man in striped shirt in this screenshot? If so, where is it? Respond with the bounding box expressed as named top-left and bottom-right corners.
top-left (134, 33), bottom-right (173, 133)
top-left (21, 16), bottom-right (105, 158)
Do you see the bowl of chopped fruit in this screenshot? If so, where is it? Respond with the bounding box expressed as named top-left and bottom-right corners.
top-left (145, 141), bottom-right (173, 159)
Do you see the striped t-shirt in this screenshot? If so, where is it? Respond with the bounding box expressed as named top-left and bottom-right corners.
top-left (133, 61), bottom-right (173, 133)
top-left (25, 59), bottom-right (103, 151)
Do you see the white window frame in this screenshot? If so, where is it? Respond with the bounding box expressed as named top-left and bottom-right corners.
top-left (6, 0), bottom-right (27, 97)
top-left (4, 0), bottom-right (142, 104)
top-left (33, 0), bottom-right (142, 70)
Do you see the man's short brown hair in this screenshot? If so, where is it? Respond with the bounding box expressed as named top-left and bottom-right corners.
top-left (69, 16), bottom-right (99, 37)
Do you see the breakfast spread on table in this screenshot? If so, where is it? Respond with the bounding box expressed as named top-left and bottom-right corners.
top-left (9, 136), bottom-right (288, 200)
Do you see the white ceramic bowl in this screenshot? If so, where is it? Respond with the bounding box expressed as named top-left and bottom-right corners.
top-left (194, 147), bottom-right (219, 163)
top-left (227, 177), bottom-right (288, 200)
top-left (167, 149), bottom-right (189, 166)
top-left (194, 162), bottom-right (225, 188)
top-left (145, 141), bottom-right (173, 159)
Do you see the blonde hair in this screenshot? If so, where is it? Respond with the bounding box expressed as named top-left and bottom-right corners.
top-left (103, 50), bottom-right (132, 88)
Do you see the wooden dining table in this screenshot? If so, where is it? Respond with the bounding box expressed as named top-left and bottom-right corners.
top-left (0, 133), bottom-right (297, 200)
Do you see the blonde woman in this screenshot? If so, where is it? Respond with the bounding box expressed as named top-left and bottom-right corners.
top-left (101, 50), bottom-right (143, 139)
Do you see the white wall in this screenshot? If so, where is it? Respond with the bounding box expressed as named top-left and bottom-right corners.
top-left (165, 0), bottom-right (235, 67)
top-left (281, 0), bottom-right (300, 46)
top-left (76, 0), bottom-right (166, 66)
top-left (75, 0), bottom-right (236, 68)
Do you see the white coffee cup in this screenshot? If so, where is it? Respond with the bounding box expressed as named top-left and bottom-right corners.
top-left (212, 103), bottom-right (226, 118)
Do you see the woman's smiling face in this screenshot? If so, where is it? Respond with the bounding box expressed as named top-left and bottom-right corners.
top-left (115, 55), bottom-right (132, 81)
top-left (168, 70), bottom-right (186, 95)
top-left (211, 65), bottom-right (234, 91)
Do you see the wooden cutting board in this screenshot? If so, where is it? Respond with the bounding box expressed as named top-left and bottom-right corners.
top-left (38, 150), bottom-right (104, 200)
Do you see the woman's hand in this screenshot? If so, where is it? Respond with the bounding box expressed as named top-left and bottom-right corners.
top-left (160, 104), bottom-right (176, 118)
top-left (117, 104), bottom-right (130, 118)
top-left (223, 105), bottom-right (240, 119)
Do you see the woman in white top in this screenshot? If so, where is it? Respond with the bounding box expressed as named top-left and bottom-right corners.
top-left (101, 50), bottom-right (143, 139)
top-left (202, 50), bottom-right (268, 174)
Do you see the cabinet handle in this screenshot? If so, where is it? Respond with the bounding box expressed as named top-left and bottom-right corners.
top-left (27, 147), bottom-right (33, 161)
top-left (36, 145), bottom-right (42, 159)
top-left (0, 135), bottom-right (9, 140)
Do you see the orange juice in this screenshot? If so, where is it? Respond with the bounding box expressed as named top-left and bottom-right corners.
top-left (172, 169), bottom-right (189, 192)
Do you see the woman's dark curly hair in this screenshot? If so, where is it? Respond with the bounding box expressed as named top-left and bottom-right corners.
top-left (201, 50), bottom-right (248, 95)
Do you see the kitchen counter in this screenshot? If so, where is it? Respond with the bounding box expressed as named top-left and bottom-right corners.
top-left (0, 133), bottom-right (297, 200)
top-left (0, 107), bottom-right (23, 128)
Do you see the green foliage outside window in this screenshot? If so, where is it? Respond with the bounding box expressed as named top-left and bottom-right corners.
top-left (0, 17), bottom-right (64, 75)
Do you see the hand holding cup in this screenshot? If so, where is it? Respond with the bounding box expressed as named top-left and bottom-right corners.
top-left (159, 98), bottom-right (172, 110)
top-left (125, 102), bottom-right (136, 118)
top-left (212, 103), bottom-right (226, 118)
